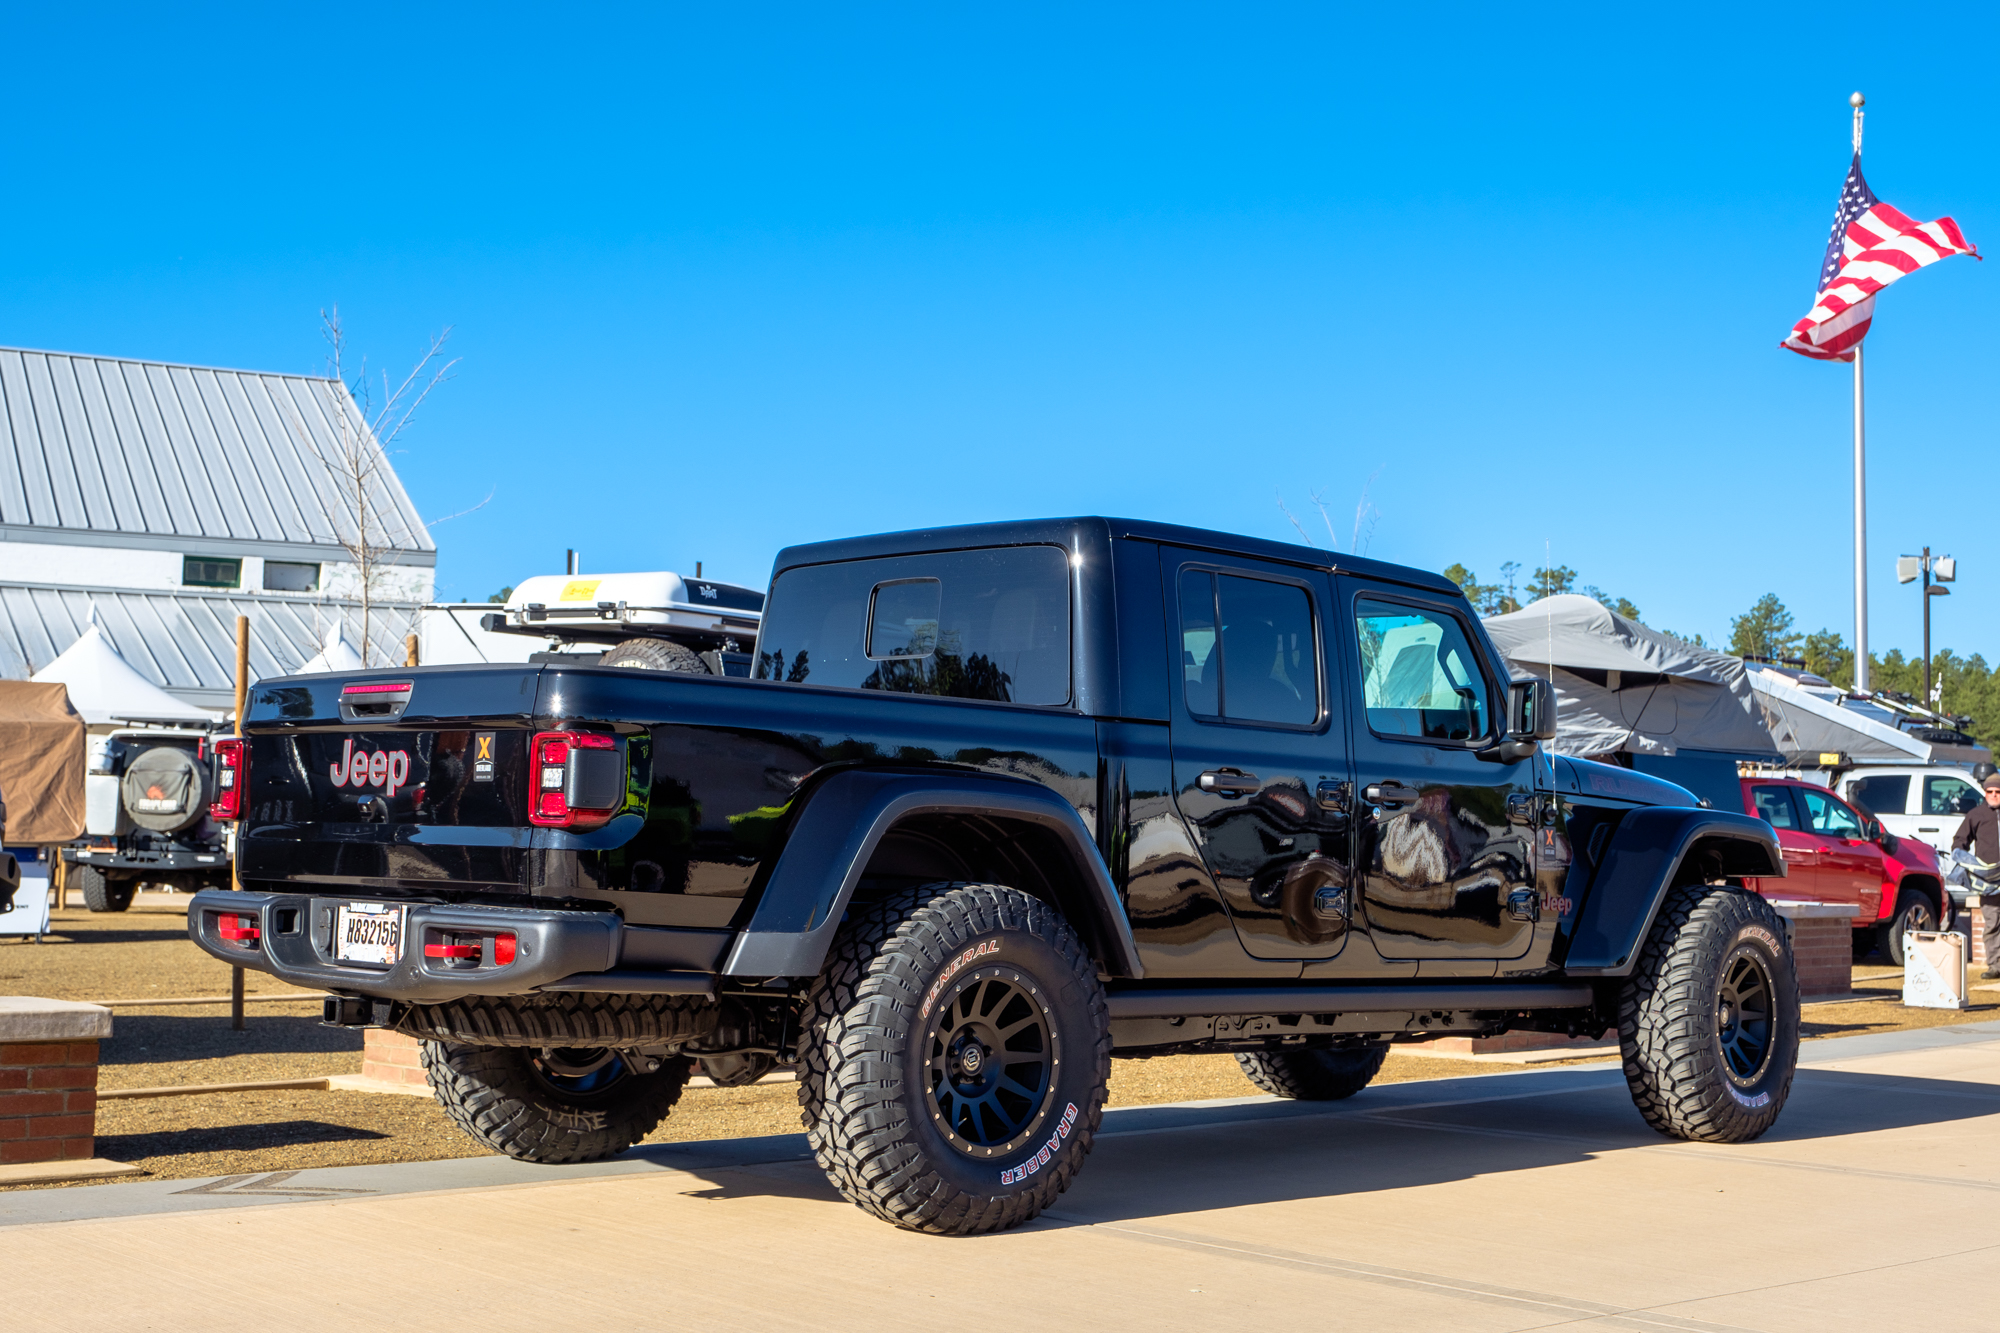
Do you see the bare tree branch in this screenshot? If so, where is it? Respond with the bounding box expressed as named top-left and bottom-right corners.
top-left (1276, 492), bottom-right (1316, 547)
top-left (425, 487), bottom-right (495, 528)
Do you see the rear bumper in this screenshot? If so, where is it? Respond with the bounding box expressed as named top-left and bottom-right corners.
top-left (186, 890), bottom-right (728, 1003)
top-left (65, 845), bottom-right (228, 875)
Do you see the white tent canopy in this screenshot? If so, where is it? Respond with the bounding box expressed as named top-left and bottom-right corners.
top-left (296, 622), bottom-right (364, 675)
top-left (1483, 595), bottom-right (1779, 760)
top-left (1747, 668), bottom-right (1930, 764)
top-left (30, 609), bottom-right (214, 726)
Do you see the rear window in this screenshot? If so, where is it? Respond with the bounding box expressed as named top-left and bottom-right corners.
top-left (1750, 785), bottom-right (1799, 829)
top-left (753, 546), bottom-right (1070, 705)
top-left (1848, 774), bottom-right (1910, 817)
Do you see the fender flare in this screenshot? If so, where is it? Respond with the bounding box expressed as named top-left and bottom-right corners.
top-left (1563, 807), bottom-right (1784, 976)
top-left (720, 769), bottom-right (1143, 980)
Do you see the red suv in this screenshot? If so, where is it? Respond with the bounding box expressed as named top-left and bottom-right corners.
top-left (1738, 776), bottom-right (1947, 965)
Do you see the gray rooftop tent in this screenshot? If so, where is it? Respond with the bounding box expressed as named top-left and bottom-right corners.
top-left (1483, 595), bottom-right (1780, 809)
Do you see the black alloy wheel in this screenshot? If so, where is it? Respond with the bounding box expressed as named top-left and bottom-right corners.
top-left (1879, 890), bottom-right (1938, 967)
top-left (1716, 951), bottom-right (1775, 1086)
top-left (926, 970), bottom-right (1056, 1154)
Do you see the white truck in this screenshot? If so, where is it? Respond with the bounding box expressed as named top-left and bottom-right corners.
top-left (1838, 765), bottom-right (1984, 915)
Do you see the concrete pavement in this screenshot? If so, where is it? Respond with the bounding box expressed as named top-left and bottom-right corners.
top-left (11, 1022), bottom-right (2000, 1332)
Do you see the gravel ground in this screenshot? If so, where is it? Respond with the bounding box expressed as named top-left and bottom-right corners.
top-left (6, 902), bottom-right (1995, 1189)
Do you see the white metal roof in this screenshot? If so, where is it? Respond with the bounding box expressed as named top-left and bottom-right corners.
top-left (0, 583), bottom-right (419, 710)
top-left (0, 345), bottom-right (434, 562)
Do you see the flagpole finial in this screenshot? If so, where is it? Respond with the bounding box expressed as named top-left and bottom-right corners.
top-left (1850, 91), bottom-right (1865, 108)
top-left (1850, 92), bottom-right (1865, 155)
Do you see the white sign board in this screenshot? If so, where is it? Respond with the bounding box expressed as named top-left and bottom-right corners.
top-left (1904, 930), bottom-right (1967, 1010)
top-left (0, 871), bottom-right (52, 939)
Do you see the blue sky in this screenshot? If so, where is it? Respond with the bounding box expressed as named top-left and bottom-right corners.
top-left (2, 6), bottom-right (1993, 659)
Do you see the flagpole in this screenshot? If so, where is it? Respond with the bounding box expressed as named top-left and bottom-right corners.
top-left (1850, 91), bottom-right (1869, 692)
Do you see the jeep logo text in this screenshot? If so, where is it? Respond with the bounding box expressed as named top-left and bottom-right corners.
top-left (330, 739), bottom-right (410, 796)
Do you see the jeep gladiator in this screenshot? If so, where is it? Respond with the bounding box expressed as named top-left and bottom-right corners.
top-left (191, 517), bottom-right (1798, 1234)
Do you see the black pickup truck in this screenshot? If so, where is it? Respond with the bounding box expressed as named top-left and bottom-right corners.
top-left (191, 518), bottom-right (1797, 1234)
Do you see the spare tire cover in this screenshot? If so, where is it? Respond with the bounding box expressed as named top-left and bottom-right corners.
top-left (121, 746), bottom-right (210, 833)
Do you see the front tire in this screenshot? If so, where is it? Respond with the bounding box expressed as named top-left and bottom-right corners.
top-left (77, 865), bottom-right (134, 913)
top-left (799, 882), bottom-right (1111, 1235)
top-left (1237, 1043), bottom-right (1389, 1100)
top-left (421, 1042), bottom-right (692, 1163)
top-left (1878, 889), bottom-right (1939, 967)
top-left (1619, 884), bottom-right (1799, 1143)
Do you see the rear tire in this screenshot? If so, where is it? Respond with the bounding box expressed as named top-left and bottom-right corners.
top-left (599, 638), bottom-right (709, 673)
top-left (1619, 884), bottom-right (1798, 1143)
top-left (798, 882), bottom-right (1111, 1235)
top-left (1878, 889), bottom-right (1939, 967)
top-left (421, 1042), bottom-right (692, 1164)
top-left (1236, 1043), bottom-right (1389, 1100)
top-left (77, 865), bottom-right (134, 913)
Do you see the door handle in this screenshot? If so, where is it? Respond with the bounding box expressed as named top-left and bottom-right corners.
top-left (1918, 826), bottom-right (1940, 833)
top-left (1779, 848), bottom-right (1813, 861)
top-left (1363, 782), bottom-right (1422, 809)
top-left (1198, 769), bottom-right (1260, 797)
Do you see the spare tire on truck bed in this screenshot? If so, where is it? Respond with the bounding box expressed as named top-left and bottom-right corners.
top-left (598, 639), bottom-right (710, 673)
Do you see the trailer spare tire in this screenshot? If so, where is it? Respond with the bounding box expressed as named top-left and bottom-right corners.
top-left (120, 746), bottom-right (210, 833)
top-left (599, 638), bottom-right (710, 673)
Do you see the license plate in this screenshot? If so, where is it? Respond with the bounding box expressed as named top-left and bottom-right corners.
top-left (335, 902), bottom-right (405, 966)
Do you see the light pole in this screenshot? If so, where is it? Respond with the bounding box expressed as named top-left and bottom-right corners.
top-left (1896, 547), bottom-right (1957, 706)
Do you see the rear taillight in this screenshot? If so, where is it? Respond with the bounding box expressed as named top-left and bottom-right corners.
top-left (216, 912), bottom-right (260, 947)
top-left (528, 731), bottom-right (622, 830)
top-left (422, 930), bottom-right (518, 968)
top-left (209, 738), bottom-right (247, 820)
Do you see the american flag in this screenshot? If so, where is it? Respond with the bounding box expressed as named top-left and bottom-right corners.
top-left (1781, 155), bottom-right (1978, 361)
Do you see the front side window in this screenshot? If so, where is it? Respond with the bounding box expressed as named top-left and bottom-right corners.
top-left (1799, 787), bottom-right (1864, 837)
top-left (753, 546), bottom-right (1069, 705)
top-left (1178, 569), bottom-right (1317, 726)
top-left (1751, 785), bottom-right (1800, 829)
top-left (1925, 775), bottom-right (1981, 816)
top-left (1355, 598), bottom-right (1491, 742)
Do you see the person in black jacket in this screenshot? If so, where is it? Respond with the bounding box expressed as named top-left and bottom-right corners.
top-left (1953, 772), bottom-right (2000, 979)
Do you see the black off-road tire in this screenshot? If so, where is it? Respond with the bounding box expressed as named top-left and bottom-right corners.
top-left (1619, 884), bottom-right (1799, 1143)
top-left (798, 882), bottom-right (1111, 1235)
top-left (1236, 1043), bottom-right (1390, 1100)
top-left (599, 638), bottom-right (709, 672)
top-left (421, 1041), bottom-right (693, 1164)
top-left (1878, 888), bottom-right (1939, 967)
top-left (77, 865), bottom-right (134, 913)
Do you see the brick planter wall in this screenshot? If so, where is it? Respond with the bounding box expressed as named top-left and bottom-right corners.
top-left (0, 998), bottom-right (114, 1172)
top-left (0, 1040), bottom-right (99, 1164)
top-left (362, 1028), bottom-right (430, 1090)
top-left (1769, 901), bottom-right (1860, 1001)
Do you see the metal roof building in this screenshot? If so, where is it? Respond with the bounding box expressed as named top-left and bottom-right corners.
top-left (0, 345), bottom-right (437, 711)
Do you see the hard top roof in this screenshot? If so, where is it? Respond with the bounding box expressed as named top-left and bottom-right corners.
top-left (770, 517), bottom-right (1460, 596)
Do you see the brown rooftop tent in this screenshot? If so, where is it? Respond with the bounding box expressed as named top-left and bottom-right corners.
top-left (0, 681), bottom-right (85, 845)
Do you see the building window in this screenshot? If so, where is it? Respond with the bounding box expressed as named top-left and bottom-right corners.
top-left (183, 556), bottom-right (242, 588)
top-left (263, 560), bottom-right (320, 592)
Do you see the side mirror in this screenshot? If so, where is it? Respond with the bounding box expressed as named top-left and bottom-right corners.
top-left (1508, 678), bottom-right (1558, 742)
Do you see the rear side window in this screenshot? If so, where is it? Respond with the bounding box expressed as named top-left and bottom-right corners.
top-left (1925, 775), bottom-right (1981, 815)
top-left (1178, 569), bottom-right (1318, 726)
top-left (1354, 598), bottom-right (1491, 742)
top-left (1848, 774), bottom-right (1910, 817)
top-left (1750, 785), bottom-right (1799, 829)
top-left (753, 546), bottom-right (1070, 705)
